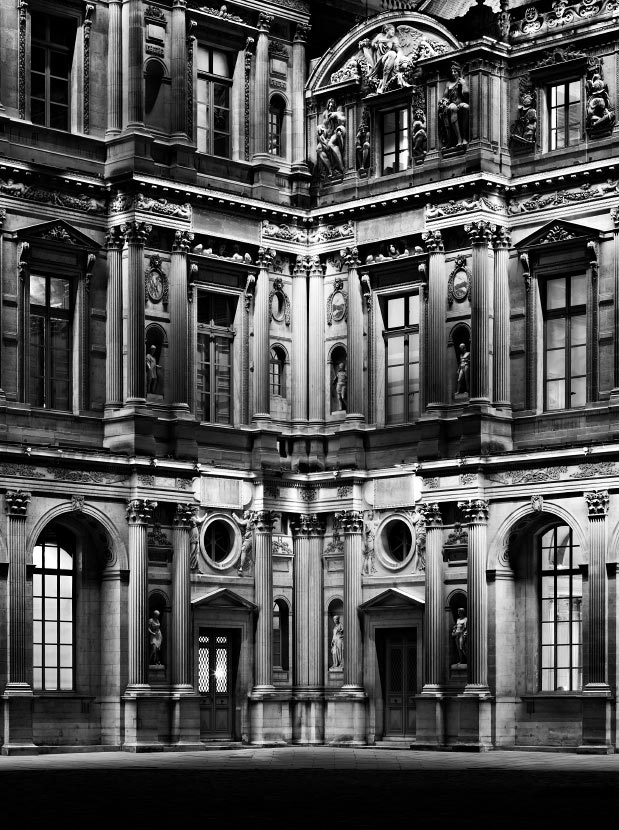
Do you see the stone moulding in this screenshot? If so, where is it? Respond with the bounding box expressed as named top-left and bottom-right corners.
top-left (509, 0), bottom-right (619, 40)
top-left (507, 181), bottom-right (619, 216)
top-left (0, 176), bottom-right (106, 214)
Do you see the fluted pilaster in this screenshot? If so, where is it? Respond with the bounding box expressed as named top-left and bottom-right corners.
top-left (253, 249), bottom-right (273, 419)
top-left (123, 222), bottom-right (151, 403)
top-left (292, 24), bottom-right (310, 167)
top-left (127, 0), bottom-right (144, 127)
top-left (493, 227), bottom-right (511, 409)
top-left (106, 0), bottom-right (122, 135)
top-left (423, 231), bottom-right (446, 408)
top-left (345, 250), bottom-right (364, 420)
top-left (5, 490), bottom-right (31, 690)
top-left (126, 499), bottom-right (156, 688)
top-left (254, 13), bottom-right (272, 156)
top-left (172, 503), bottom-right (195, 688)
top-left (464, 222), bottom-right (494, 405)
top-left (421, 504), bottom-right (444, 691)
top-left (584, 491), bottom-right (609, 689)
top-left (292, 256), bottom-right (309, 422)
top-left (337, 511), bottom-right (364, 689)
top-left (292, 514), bottom-right (324, 688)
top-left (253, 511), bottom-right (275, 689)
top-left (171, 0), bottom-right (188, 138)
top-left (105, 227), bottom-right (124, 407)
top-left (308, 256), bottom-right (325, 422)
top-left (458, 499), bottom-right (490, 694)
top-left (170, 231), bottom-right (193, 409)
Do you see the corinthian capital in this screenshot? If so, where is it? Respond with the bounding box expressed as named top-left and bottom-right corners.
top-left (126, 499), bottom-right (157, 525)
top-left (585, 490), bottom-right (609, 518)
top-left (294, 23), bottom-right (311, 42)
top-left (335, 510), bottom-right (364, 534)
top-left (106, 226), bottom-right (124, 250)
top-left (258, 12), bottom-right (273, 32)
top-left (120, 221), bottom-right (152, 246)
top-left (257, 247), bottom-right (275, 269)
top-left (458, 498), bottom-right (489, 524)
top-left (5, 490), bottom-right (31, 518)
top-left (464, 220), bottom-right (494, 247)
top-left (309, 255), bottom-right (324, 276)
top-left (172, 230), bottom-right (194, 254)
top-left (423, 503), bottom-right (443, 527)
top-left (492, 226), bottom-right (511, 249)
top-left (292, 513), bottom-right (324, 537)
top-left (422, 229), bottom-right (444, 254)
top-left (253, 510), bottom-right (275, 532)
top-left (174, 502), bottom-right (197, 527)
top-left (341, 246), bottom-right (360, 270)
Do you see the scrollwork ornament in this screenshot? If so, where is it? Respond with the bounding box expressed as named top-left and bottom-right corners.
top-left (292, 513), bottom-right (324, 537)
top-left (584, 490), bottom-right (609, 517)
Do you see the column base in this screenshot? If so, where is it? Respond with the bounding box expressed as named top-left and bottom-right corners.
top-left (580, 689), bottom-right (613, 752)
top-left (2, 688), bottom-right (35, 753)
top-left (249, 691), bottom-right (292, 745)
top-left (414, 693), bottom-right (446, 749)
top-left (169, 693), bottom-right (200, 745)
top-left (450, 694), bottom-right (493, 750)
top-left (324, 690), bottom-right (367, 745)
top-left (251, 430), bottom-right (281, 472)
top-left (103, 407), bottom-right (157, 456)
top-left (122, 693), bottom-right (167, 748)
top-left (458, 408), bottom-right (513, 455)
top-left (169, 415), bottom-right (199, 461)
top-left (292, 691), bottom-right (325, 745)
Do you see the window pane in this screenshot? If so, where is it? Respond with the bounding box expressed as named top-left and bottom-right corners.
top-left (59, 598), bottom-right (72, 621)
top-left (45, 600), bottom-right (58, 621)
top-left (59, 669), bottom-right (73, 690)
top-left (387, 299), bottom-right (404, 329)
top-left (45, 668), bottom-right (57, 690)
top-left (546, 279), bottom-right (566, 310)
top-left (570, 274), bottom-right (586, 306)
top-left (546, 379), bottom-right (565, 410)
top-left (58, 547), bottom-right (72, 569)
top-left (387, 394), bottom-right (404, 422)
top-left (570, 344), bottom-right (586, 377)
top-left (545, 349), bottom-right (565, 380)
top-left (212, 50), bottom-right (230, 78)
top-left (59, 575), bottom-right (72, 598)
top-left (569, 81), bottom-right (580, 103)
top-left (34, 621), bottom-right (42, 643)
top-left (384, 111), bottom-right (396, 135)
top-left (541, 645), bottom-right (554, 668)
top-left (59, 622), bottom-right (72, 644)
top-left (49, 278), bottom-right (70, 310)
top-left (570, 315), bottom-right (586, 346)
top-left (571, 376), bottom-right (586, 407)
top-left (408, 295), bottom-right (419, 326)
top-left (30, 275), bottom-right (47, 306)
top-left (546, 318), bottom-right (565, 348)
top-left (45, 575), bottom-right (58, 597)
top-left (541, 669), bottom-right (554, 691)
top-left (59, 645), bottom-right (72, 667)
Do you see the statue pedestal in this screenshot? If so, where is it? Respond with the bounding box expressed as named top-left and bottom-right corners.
top-left (450, 694), bottom-right (493, 751)
top-left (122, 692), bottom-right (166, 751)
top-left (292, 690), bottom-right (324, 745)
top-left (324, 689), bottom-right (367, 745)
top-left (1, 687), bottom-right (36, 755)
top-left (414, 693), bottom-right (446, 749)
top-left (248, 689), bottom-right (292, 746)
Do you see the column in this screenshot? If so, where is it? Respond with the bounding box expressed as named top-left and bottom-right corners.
top-left (5, 490), bottom-right (31, 691)
top-left (123, 222), bottom-right (151, 404)
top-left (106, 0), bottom-right (122, 135)
top-left (292, 514), bottom-right (324, 688)
top-left (422, 230), bottom-right (446, 408)
top-left (291, 24), bottom-right (310, 168)
top-left (172, 503), bottom-right (194, 689)
top-left (254, 13), bottom-right (272, 156)
top-left (253, 511), bottom-right (274, 689)
top-left (458, 499), bottom-right (490, 694)
top-left (126, 499), bottom-right (156, 689)
top-left (584, 491), bottom-right (610, 690)
top-left (169, 231), bottom-right (193, 409)
top-left (338, 511), bottom-right (364, 689)
top-left (308, 255), bottom-right (324, 423)
top-left (493, 226), bottom-right (511, 409)
top-left (105, 227), bottom-right (123, 408)
top-left (464, 221), bottom-right (494, 405)
top-left (345, 249), bottom-right (364, 420)
top-left (291, 256), bottom-right (308, 423)
top-left (171, 0), bottom-right (188, 139)
top-left (252, 249), bottom-right (272, 420)
top-left (127, 0), bottom-right (144, 127)
top-left (422, 504), bottom-right (445, 691)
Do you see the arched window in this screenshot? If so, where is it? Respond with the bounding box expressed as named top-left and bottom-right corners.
top-left (273, 599), bottom-right (289, 671)
top-left (144, 59), bottom-right (165, 116)
top-left (539, 524), bottom-right (582, 691)
top-left (33, 528), bottom-right (74, 690)
top-left (270, 346), bottom-right (286, 398)
top-left (268, 96), bottom-right (285, 156)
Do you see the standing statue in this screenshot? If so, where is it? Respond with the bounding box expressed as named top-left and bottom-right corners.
top-left (146, 345), bottom-right (160, 394)
top-left (586, 71), bottom-right (615, 137)
top-left (334, 361), bottom-right (348, 410)
top-left (316, 99), bottom-right (346, 179)
top-left (451, 608), bottom-right (468, 664)
top-left (366, 23), bottom-right (409, 94)
top-left (233, 511), bottom-right (254, 576)
top-left (438, 62), bottom-right (469, 148)
top-left (456, 343), bottom-right (470, 395)
top-left (355, 118), bottom-right (371, 174)
top-left (411, 108), bottom-right (427, 160)
top-left (331, 615), bottom-right (344, 668)
top-left (189, 519), bottom-right (200, 572)
top-left (148, 609), bottom-right (163, 666)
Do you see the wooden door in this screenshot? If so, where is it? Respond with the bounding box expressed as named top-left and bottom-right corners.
top-left (384, 629), bottom-right (417, 737)
top-left (198, 629), bottom-right (236, 739)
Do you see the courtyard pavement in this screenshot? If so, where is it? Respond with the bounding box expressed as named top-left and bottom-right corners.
top-left (1, 746), bottom-right (617, 827)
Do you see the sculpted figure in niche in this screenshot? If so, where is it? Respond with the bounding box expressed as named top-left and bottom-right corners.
top-left (334, 361), bottom-right (348, 410)
top-left (451, 608), bottom-right (467, 664)
top-left (411, 108), bottom-right (427, 159)
top-left (456, 343), bottom-right (470, 395)
top-left (438, 63), bottom-right (469, 148)
top-left (331, 615), bottom-right (344, 668)
top-left (148, 610), bottom-right (163, 665)
top-left (316, 99), bottom-right (346, 179)
top-left (233, 511), bottom-right (254, 576)
top-left (586, 72), bottom-right (615, 136)
top-left (146, 345), bottom-right (161, 394)
top-left (355, 118), bottom-right (371, 174)
top-left (189, 519), bottom-right (201, 572)
top-left (367, 24), bottom-right (409, 94)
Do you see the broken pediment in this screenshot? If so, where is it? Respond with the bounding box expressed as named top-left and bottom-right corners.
top-left (359, 587), bottom-right (425, 612)
top-left (17, 219), bottom-right (101, 250)
top-left (191, 587), bottom-right (257, 612)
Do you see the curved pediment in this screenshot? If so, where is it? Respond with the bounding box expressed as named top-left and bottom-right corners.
top-left (307, 11), bottom-right (461, 96)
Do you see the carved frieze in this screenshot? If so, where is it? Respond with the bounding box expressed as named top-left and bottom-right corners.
top-left (490, 466), bottom-right (568, 485)
top-left (83, 4), bottom-right (94, 134)
top-left (51, 467), bottom-right (128, 484)
top-left (446, 523), bottom-right (468, 545)
top-left (110, 192), bottom-right (191, 219)
top-left (509, 1), bottom-right (618, 39)
top-left (324, 530), bottom-right (344, 555)
top-left (508, 181), bottom-right (618, 216)
top-left (0, 176), bottom-right (105, 213)
top-left (571, 462), bottom-right (616, 478)
top-left (0, 463), bottom-right (43, 478)
top-left (198, 4), bottom-right (245, 23)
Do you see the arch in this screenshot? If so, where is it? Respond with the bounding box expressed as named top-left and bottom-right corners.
top-left (329, 343), bottom-right (348, 413)
top-left (144, 58), bottom-right (167, 116)
top-left (268, 94), bottom-right (286, 157)
top-left (146, 323), bottom-right (167, 397)
top-left (488, 501), bottom-right (588, 571)
top-left (270, 344), bottom-right (288, 398)
top-left (26, 501), bottom-right (128, 571)
top-left (273, 596), bottom-right (290, 671)
top-left (450, 322), bottom-right (470, 398)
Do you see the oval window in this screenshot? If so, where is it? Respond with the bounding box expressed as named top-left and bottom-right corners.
top-left (331, 291), bottom-right (346, 322)
top-left (384, 520), bottom-right (412, 562)
top-left (271, 291), bottom-right (285, 321)
top-left (204, 520), bottom-right (234, 564)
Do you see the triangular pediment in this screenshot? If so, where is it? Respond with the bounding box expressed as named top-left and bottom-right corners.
top-left (517, 219), bottom-right (598, 251)
top-left (359, 587), bottom-right (425, 612)
top-left (18, 219), bottom-right (101, 249)
top-left (191, 587), bottom-right (257, 612)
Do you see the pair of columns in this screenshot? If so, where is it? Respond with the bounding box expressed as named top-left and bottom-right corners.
top-left (105, 227), bottom-right (192, 410)
top-left (424, 223), bottom-right (511, 409)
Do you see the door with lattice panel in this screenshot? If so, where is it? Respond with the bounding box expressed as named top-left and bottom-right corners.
top-left (383, 628), bottom-right (417, 737)
top-left (197, 628), bottom-right (238, 739)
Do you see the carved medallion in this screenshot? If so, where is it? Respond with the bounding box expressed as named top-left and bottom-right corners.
top-left (447, 257), bottom-right (471, 306)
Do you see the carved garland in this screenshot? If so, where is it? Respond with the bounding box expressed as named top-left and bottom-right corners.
top-left (447, 256), bottom-right (471, 307)
top-left (244, 38), bottom-right (255, 162)
top-left (18, 0), bottom-right (28, 120)
top-left (268, 278), bottom-right (291, 326)
top-left (186, 21), bottom-right (197, 139)
top-left (83, 4), bottom-right (94, 134)
top-left (326, 278), bottom-right (348, 325)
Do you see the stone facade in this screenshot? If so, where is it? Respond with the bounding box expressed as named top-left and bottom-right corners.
top-left (0, 0), bottom-right (618, 753)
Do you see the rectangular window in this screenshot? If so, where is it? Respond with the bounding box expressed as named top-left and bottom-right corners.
top-left (29, 273), bottom-right (72, 410)
top-left (384, 294), bottom-right (420, 424)
top-left (196, 46), bottom-right (232, 157)
top-left (543, 274), bottom-right (586, 411)
top-left (548, 80), bottom-right (581, 150)
top-left (30, 12), bottom-right (77, 131)
top-left (196, 292), bottom-right (237, 423)
top-left (382, 107), bottom-right (409, 175)
top-left (539, 526), bottom-right (582, 692)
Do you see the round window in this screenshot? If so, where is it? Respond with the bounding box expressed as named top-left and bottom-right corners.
top-left (377, 516), bottom-right (417, 571)
top-left (203, 519), bottom-right (236, 568)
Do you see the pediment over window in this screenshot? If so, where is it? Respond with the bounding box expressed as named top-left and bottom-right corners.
top-left (191, 587), bottom-right (257, 612)
top-left (517, 220), bottom-right (599, 251)
top-left (307, 11), bottom-right (460, 95)
top-left (17, 219), bottom-right (101, 250)
top-left (359, 587), bottom-right (425, 612)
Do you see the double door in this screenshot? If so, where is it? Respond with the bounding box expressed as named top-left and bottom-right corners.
top-left (382, 628), bottom-right (417, 737)
top-left (198, 628), bottom-right (238, 739)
